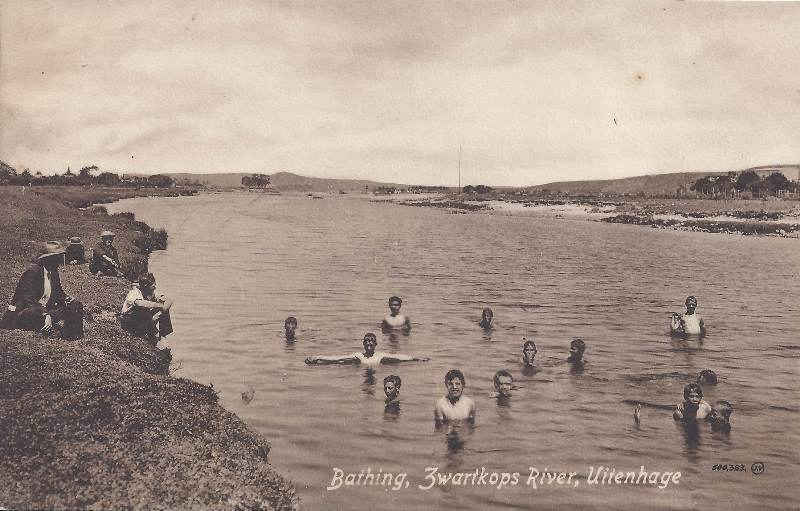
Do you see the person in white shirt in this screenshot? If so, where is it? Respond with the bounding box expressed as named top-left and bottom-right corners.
top-left (305, 333), bottom-right (428, 367)
top-left (671, 296), bottom-right (706, 338)
top-left (120, 272), bottom-right (173, 342)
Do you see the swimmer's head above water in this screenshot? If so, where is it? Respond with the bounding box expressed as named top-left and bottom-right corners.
top-left (388, 296), bottom-right (403, 315)
top-left (479, 308), bottom-right (494, 328)
top-left (696, 369), bottom-right (718, 385)
top-left (568, 338), bottom-right (586, 362)
top-left (384, 374), bottom-right (401, 402)
top-left (522, 339), bottom-right (537, 366)
top-left (362, 332), bottom-right (378, 356)
top-left (284, 316), bottom-right (297, 339)
top-left (684, 296), bottom-right (698, 314)
top-left (445, 369), bottom-right (466, 401)
top-left (683, 382), bottom-right (703, 405)
top-left (493, 369), bottom-right (513, 398)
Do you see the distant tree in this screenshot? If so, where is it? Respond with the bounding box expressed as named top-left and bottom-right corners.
top-left (764, 172), bottom-right (790, 194)
top-left (690, 176), bottom-right (716, 196)
top-left (147, 174), bottom-right (175, 188)
top-left (242, 173), bottom-right (271, 188)
top-left (97, 172), bottom-right (121, 186)
top-left (735, 170), bottom-right (760, 193)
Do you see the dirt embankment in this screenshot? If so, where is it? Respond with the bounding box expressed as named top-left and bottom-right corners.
top-left (0, 186), bottom-right (297, 510)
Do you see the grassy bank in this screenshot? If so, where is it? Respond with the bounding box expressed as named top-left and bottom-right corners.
top-left (0, 187), bottom-right (297, 510)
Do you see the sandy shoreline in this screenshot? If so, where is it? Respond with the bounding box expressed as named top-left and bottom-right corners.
top-left (0, 186), bottom-right (297, 510)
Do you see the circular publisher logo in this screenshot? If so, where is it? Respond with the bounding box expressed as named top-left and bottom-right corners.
top-left (751, 462), bottom-right (765, 475)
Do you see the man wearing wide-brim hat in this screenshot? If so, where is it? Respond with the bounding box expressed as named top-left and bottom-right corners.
top-left (90, 230), bottom-right (122, 276)
top-left (2, 241), bottom-right (84, 339)
top-left (65, 236), bottom-right (86, 265)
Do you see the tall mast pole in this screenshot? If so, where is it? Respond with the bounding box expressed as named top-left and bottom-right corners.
top-left (458, 145), bottom-right (462, 191)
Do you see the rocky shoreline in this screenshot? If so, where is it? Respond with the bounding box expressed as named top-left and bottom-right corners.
top-left (393, 194), bottom-right (800, 237)
top-left (0, 186), bottom-right (297, 510)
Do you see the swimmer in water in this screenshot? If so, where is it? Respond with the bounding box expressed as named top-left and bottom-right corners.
top-left (490, 369), bottom-right (513, 399)
top-left (708, 400), bottom-right (734, 432)
top-left (434, 369), bottom-right (476, 426)
top-left (696, 369), bottom-right (718, 385)
top-left (673, 382), bottom-right (712, 422)
top-left (304, 333), bottom-right (428, 367)
top-left (671, 296), bottom-right (706, 337)
top-left (478, 307), bottom-right (494, 330)
top-left (384, 374), bottom-right (401, 404)
top-left (522, 338), bottom-right (537, 367)
top-left (381, 296), bottom-right (412, 333)
top-left (567, 338), bottom-right (586, 364)
top-left (284, 316), bottom-right (298, 342)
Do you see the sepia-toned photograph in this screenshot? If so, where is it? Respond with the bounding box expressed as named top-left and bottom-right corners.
top-left (1, 1), bottom-right (798, 509)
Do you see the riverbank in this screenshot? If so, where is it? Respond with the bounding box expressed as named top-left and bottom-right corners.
top-left (394, 193), bottom-right (800, 237)
top-left (0, 187), bottom-right (297, 510)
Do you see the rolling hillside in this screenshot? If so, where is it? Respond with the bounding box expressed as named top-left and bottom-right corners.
top-left (525, 171), bottom-right (727, 196)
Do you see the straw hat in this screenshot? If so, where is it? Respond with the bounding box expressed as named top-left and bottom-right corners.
top-left (69, 236), bottom-right (83, 244)
top-left (100, 230), bottom-right (115, 238)
top-left (35, 241), bottom-right (66, 261)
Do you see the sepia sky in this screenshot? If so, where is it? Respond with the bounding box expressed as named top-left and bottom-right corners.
top-left (1, 1), bottom-right (798, 186)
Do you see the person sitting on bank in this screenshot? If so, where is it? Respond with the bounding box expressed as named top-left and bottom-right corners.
top-left (65, 237), bottom-right (86, 265)
top-left (305, 333), bottom-right (428, 367)
top-left (434, 369), bottom-right (476, 426)
top-left (381, 296), bottom-right (411, 333)
top-left (2, 241), bottom-right (84, 340)
top-left (284, 316), bottom-right (298, 342)
top-left (90, 230), bottom-right (122, 276)
top-left (567, 338), bottom-right (586, 364)
top-left (670, 296), bottom-right (706, 338)
top-left (672, 383), bottom-right (712, 422)
top-left (120, 272), bottom-right (173, 342)
top-left (478, 307), bottom-right (494, 330)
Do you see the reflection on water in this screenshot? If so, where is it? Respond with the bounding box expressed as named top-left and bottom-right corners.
top-left (108, 194), bottom-right (800, 510)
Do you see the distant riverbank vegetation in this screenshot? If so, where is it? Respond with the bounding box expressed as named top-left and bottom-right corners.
top-left (0, 160), bottom-right (202, 189)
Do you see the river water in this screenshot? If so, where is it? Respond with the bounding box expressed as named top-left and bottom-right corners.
top-left (108, 193), bottom-right (799, 510)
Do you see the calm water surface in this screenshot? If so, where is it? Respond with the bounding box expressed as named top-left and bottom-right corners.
top-left (109, 193), bottom-right (800, 510)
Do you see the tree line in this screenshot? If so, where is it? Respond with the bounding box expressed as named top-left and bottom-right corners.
top-left (690, 170), bottom-right (797, 198)
top-left (0, 163), bottom-right (176, 188)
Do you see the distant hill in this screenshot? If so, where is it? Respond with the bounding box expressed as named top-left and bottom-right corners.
top-left (525, 171), bottom-right (727, 196)
top-left (166, 171), bottom-right (408, 192)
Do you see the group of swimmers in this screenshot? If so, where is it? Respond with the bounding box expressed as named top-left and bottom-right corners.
top-left (292, 295), bottom-right (736, 433)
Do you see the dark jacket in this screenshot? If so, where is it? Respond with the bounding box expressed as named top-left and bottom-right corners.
top-left (91, 242), bottom-right (120, 272)
top-left (10, 262), bottom-right (67, 310)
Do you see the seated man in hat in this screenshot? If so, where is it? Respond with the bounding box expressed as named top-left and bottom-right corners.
top-left (90, 230), bottom-right (122, 276)
top-left (65, 237), bottom-right (86, 265)
top-left (3, 241), bottom-right (84, 340)
top-left (120, 272), bottom-right (174, 342)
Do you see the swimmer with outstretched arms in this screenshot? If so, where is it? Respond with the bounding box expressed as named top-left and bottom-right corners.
top-left (673, 383), bottom-right (712, 422)
top-left (478, 307), bottom-right (494, 330)
top-left (671, 296), bottom-right (706, 337)
top-left (381, 296), bottom-right (412, 333)
top-left (434, 369), bottom-right (476, 426)
top-left (305, 333), bottom-right (428, 367)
